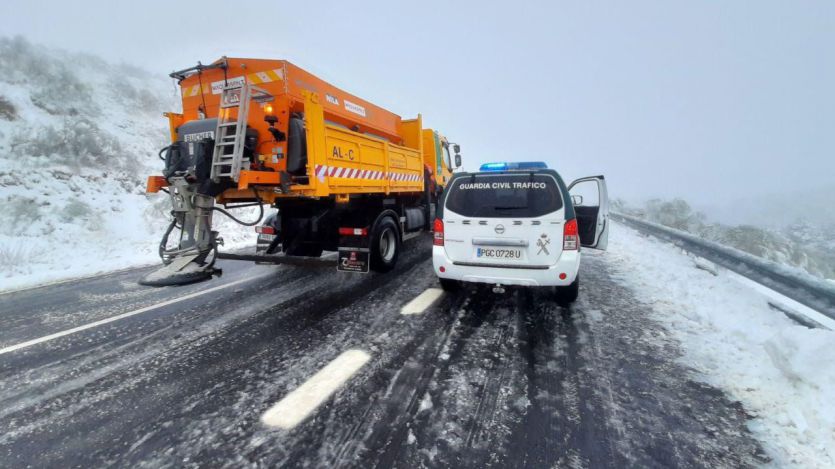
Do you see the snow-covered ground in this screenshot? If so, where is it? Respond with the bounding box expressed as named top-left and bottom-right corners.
top-left (0, 37), bottom-right (259, 292)
top-left (2, 36), bottom-right (833, 466)
top-left (608, 222), bottom-right (835, 468)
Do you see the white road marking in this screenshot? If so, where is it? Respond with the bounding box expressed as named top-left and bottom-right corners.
top-left (400, 288), bottom-right (444, 315)
top-left (0, 273), bottom-right (271, 356)
top-left (261, 349), bottom-right (371, 429)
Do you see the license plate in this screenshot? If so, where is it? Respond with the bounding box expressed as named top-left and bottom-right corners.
top-left (476, 248), bottom-right (522, 259)
top-left (338, 248), bottom-right (370, 273)
top-left (258, 234), bottom-right (277, 242)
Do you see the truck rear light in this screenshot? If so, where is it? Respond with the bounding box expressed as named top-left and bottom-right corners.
top-left (433, 218), bottom-right (444, 246)
top-left (339, 227), bottom-right (368, 236)
top-left (256, 226), bottom-right (275, 235)
top-left (563, 219), bottom-right (579, 250)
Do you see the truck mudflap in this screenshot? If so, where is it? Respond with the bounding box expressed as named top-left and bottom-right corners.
top-left (337, 227), bottom-right (370, 273)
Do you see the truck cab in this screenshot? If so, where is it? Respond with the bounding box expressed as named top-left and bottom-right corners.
top-left (423, 130), bottom-right (459, 189)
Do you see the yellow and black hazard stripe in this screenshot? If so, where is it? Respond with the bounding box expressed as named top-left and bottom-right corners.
top-left (246, 68), bottom-right (284, 85)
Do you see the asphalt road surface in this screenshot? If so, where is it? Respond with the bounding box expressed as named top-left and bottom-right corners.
top-left (0, 235), bottom-right (767, 468)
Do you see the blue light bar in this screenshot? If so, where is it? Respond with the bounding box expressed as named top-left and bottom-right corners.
top-left (479, 161), bottom-right (548, 172)
top-left (480, 162), bottom-right (509, 171)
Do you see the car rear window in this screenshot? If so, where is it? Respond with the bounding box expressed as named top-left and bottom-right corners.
top-left (444, 174), bottom-right (563, 218)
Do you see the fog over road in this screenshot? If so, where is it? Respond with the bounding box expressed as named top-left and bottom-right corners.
top-left (0, 236), bottom-right (765, 468)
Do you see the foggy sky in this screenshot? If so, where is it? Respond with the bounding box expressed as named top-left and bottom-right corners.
top-left (2, 0), bottom-right (833, 207)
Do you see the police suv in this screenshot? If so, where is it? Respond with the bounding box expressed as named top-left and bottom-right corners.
top-left (432, 162), bottom-right (608, 304)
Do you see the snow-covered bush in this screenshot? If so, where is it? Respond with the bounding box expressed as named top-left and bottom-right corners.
top-left (9, 117), bottom-right (127, 173)
top-left (0, 96), bottom-right (16, 120)
top-left (0, 37), bottom-right (259, 291)
top-left (644, 198), bottom-right (705, 232)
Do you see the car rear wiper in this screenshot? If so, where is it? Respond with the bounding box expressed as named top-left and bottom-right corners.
top-left (494, 206), bottom-right (528, 210)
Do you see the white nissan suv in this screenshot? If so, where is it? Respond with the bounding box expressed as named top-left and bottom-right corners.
top-left (432, 162), bottom-right (609, 304)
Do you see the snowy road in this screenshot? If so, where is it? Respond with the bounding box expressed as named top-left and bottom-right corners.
top-left (0, 234), bottom-right (767, 468)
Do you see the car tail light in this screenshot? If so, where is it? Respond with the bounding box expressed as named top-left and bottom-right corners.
top-left (563, 219), bottom-right (579, 250)
top-left (433, 218), bottom-right (444, 246)
top-left (338, 227), bottom-right (368, 236)
top-left (256, 226), bottom-right (275, 235)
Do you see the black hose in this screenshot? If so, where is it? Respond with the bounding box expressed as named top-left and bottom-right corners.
top-left (158, 218), bottom-right (178, 262)
top-left (158, 145), bottom-right (170, 161)
top-left (210, 189), bottom-right (265, 226)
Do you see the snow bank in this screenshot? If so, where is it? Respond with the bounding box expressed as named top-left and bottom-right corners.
top-left (607, 222), bottom-right (835, 468)
top-left (0, 37), bottom-right (259, 291)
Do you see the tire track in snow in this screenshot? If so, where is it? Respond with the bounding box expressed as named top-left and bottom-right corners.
top-left (376, 289), bottom-right (528, 468)
top-left (0, 239), bottom-right (436, 467)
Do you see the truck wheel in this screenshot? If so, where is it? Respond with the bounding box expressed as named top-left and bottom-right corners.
top-left (370, 216), bottom-right (400, 272)
top-left (554, 276), bottom-right (579, 306)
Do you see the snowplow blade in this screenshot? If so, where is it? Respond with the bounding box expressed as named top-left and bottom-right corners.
top-left (139, 253), bottom-right (219, 287)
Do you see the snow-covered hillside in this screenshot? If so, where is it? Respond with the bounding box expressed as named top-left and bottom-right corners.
top-left (607, 223), bottom-right (835, 468)
top-left (0, 37), bottom-right (258, 291)
top-left (614, 198), bottom-right (835, 282)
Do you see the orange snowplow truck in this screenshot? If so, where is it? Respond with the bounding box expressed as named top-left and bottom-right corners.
top-left (141, 57), bottom-right (461, 286)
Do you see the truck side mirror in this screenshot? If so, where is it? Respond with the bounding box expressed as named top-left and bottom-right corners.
top-left (453, 144), bottom-right (460, 154)
top-left (454, 154), bottom-right (462, 168)
top-left (571, 194), bottom-right (583, 206)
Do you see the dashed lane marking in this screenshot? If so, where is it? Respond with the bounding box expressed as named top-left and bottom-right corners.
top-left (400, 288), bottom-right (444, 315)
top-left (0, 273), bottom-right (271, 356)
top-left (261, 349), bottom-right (371, 429)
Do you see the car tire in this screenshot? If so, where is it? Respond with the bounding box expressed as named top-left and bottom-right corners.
top-left (439, 278), bottom-right (460, 292)
top-left (554, 276), bottom-right (579, 306)
top-left (370, 216), bottom-right (400, 272)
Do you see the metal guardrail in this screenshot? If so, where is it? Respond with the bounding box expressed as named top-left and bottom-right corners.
top-left (611, 212), bottom-right (835, 321)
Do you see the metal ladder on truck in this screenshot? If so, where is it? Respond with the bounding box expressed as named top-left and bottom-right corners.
top-left (211, 83), bottom-right (273, 183)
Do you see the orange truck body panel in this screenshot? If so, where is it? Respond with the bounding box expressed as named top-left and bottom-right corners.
top-left (157, 57), bottom-right (453, 204)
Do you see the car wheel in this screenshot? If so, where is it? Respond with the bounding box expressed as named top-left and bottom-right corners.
top-left (439, 278), bottom-right (460, 292)
top-left (370, 216), bottom-right (400, 272)
top-left (554, 276), bottom-right (579, 306)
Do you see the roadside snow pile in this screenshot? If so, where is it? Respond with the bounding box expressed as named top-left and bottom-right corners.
top-left (0, 37), bottom-right (258, 291)
top-left (607, 223), bottom-right (835, 468)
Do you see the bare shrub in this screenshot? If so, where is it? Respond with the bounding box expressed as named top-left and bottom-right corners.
top-left (0, 195), bottom-right (43, 236)
top-left (60, 199), bottom-right (104, 231)
top-left (0, 244), bottom-right (29, 268)
top-left (9, 118), bottom-right (133, 173)
top-left (0, 242), bottom-right (47, 269)
top-left (0, 95), bottom-right (16, 120)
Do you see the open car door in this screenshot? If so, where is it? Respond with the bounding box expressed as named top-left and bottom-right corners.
top-left (567, 176), bottom-right (609, 250)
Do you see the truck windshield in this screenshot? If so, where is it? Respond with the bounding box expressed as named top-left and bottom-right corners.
top-left (444, 174), bottom-right (563, 218)
top-left (442, 144), bottom-right (453, 171)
